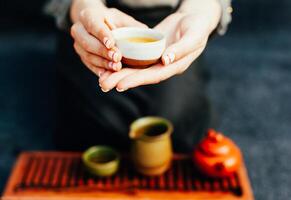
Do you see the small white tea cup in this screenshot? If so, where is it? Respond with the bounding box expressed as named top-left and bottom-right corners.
top-left (112, 27), bottom-right (166, 68)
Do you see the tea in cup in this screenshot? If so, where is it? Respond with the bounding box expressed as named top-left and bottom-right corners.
top-left (124, 37), bottom-right (158, 43)
top-left (112, 27), bottom-right (166, 68)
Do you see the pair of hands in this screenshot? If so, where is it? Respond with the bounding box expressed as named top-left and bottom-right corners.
top-left (70, 0), bottom-right (221, 92)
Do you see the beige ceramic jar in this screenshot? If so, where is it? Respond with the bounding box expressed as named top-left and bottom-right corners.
top-left (129, 117), bottom-right (173, 176)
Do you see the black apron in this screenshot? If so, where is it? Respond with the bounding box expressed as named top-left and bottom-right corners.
top-left (55, 0), bottom-right (211, 153)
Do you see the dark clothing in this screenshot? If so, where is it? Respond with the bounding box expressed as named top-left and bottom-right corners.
top-left (55, 2), bottom-right (211, 153)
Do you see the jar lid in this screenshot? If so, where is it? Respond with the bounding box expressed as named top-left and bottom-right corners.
top-left (199, 129), bottom-right (236, 156)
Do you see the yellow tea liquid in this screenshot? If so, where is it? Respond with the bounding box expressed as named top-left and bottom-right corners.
top-left (125, 37), bottom-right (158, 43)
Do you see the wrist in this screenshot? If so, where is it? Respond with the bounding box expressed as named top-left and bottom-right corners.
top-left (177, 0), bottom-right (221, 32)
top-left (70, 0), bottom-right (107, 23)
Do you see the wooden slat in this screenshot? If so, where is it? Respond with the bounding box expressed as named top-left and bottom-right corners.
top-left (2, 152), bottom-right (254, 200)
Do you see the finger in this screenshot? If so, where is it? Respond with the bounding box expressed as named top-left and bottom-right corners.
top-left (98, 71), bottom-right (113, 92)
top-left (79, 8), bottom-right (115, 49)
top-left (116, 64), bottom-right (172, 91)
top-left (71, 22), bottom-right (122, 62)
top-left (74, 43), bottom-right (122, 71)
top-left (104, 17), bottom-right (117, 30)
top-left (117, 49), bottom-right (204, 91)
top-left (162, 30), bottom-right (208, 65)
top-left (99, 68), bottom-right (137, 92)
top-left (99, 71), bottom-right (113, 83)
top-left (109, 8), bottom-right (148, 28)
top-left (80, 57), bottom-right (106, 77)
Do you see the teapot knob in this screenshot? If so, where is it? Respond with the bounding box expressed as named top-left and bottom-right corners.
top-left (207, 129), bottom-right (224, 142)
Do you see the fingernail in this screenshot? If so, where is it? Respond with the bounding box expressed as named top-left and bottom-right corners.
top-left (101, 87), bottom-right (110, 93)
top-left (116, 87), bottom-right (127, 92)
top-left (108, 51), bottom-right (115, 61)
top-left (103, 37), bottom-right (111, 49)
top-left (108, 51), bottom-right (120, 62)
top-left (163, 55), bottom-right (170, 65)
top-left (168, 52), bottom-right (175, 63)
top-left (108, 62), bottom-right (114, 69)
top-left (113, 63), bottom-right (119, 71)
top-left (108, 62), bottom-right (119, 71)
top-left (98, 71), bottom-right (104, 77)
top-left (112, 52), bottom-right (120, 62)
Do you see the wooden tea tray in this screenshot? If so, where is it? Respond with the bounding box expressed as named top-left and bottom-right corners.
top-left (2, 152), bottom-right (254, 200)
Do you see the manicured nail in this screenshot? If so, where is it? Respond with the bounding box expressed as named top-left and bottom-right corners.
top-left (113, 52), bottom-right (121, 62)
top-left (108, 62), bottom-right (119, 71)
top-left (108, 51), bottom-right (115, 61)
top-left (163, 55), bottom-right (170, 65)
top-left (101, 87), bottom-right (109, 93)
top-left (108, 51), bottom-right (120, 62)
top-left (98, 71), bottom-right (104, 77)
top-left (168, 52), bottom-right (175, 63)
top-left (116, 87), bottom-right (127, 92)
top-left (163, 52), bottom-right (175, 65)
top-left (108, 62), bottom-right (114, 69)
top-left (113, 63), bottom-right (119, 71)
top-left (103, 37), bottom-right (111, 49)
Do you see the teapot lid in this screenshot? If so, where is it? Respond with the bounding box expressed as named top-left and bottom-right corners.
top-left (198, 129), bottom-right (236, 156)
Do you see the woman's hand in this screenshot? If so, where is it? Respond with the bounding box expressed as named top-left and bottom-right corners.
top-left (70, 0), bottom-right (147, 78)
top-left (99, 0), bottom-right (221, 92)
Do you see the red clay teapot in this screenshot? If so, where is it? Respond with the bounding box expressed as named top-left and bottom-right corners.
top-left (193, 129), bottom-right (242, 177)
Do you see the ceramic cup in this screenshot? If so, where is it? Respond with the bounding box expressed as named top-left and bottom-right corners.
top-left (112, 27), bottom-right (166, 68)
top-left (129, 116), bottom-right (173, 176)
top-left (82, 146), bottom-right (120, 177)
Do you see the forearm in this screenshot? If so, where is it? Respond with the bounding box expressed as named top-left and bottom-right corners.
top-left (178, 0), bottom-right (222, 32)
top-left (71, 0), bottom-right (106, 23)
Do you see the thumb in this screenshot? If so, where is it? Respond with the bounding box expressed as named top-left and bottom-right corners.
top-left (123, 17), bottom-right (148, 28)
top-left (162, 32), bottom-right (206, 66)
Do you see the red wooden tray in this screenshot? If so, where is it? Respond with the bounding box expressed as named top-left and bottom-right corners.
top-left (2, 152), bottom-right (254, 200)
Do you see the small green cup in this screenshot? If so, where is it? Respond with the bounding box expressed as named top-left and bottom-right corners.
top-left (82, 146), bottom-right (120, 177)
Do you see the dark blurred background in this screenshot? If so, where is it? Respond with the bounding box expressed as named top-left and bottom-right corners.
top-left (0, 0), bottom-right (290, 199)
